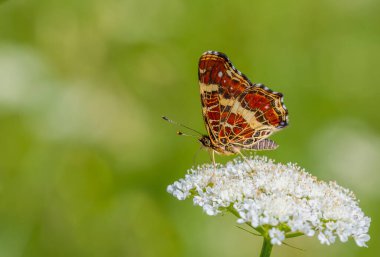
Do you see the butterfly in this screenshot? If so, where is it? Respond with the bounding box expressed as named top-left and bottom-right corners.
top-left (197, 51), bottom-right (288, 164)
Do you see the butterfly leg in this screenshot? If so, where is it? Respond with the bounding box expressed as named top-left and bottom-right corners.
top-left (211, 150), bottom-right (216, 170)
top-left (238, 151), bottom-right (255, 172)
top-left (207, 150), bottom-right (217, 184)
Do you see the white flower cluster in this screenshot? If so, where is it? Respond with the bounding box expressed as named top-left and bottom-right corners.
top-left (167, 156), bottom-right (371, 247)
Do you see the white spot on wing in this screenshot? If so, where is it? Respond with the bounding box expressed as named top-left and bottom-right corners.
top-left (218, 71), bottom-right (223, 77)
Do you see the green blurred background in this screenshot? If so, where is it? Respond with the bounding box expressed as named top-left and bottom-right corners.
top-left (0, 0), bottom-right (379, 256)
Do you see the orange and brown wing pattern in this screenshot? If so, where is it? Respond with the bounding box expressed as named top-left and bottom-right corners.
top-left (198, 51), bottom-right (250, 144)
top-left (198, 51), bottom-right (288, 154)
top-left (230, 85), bottom-right (288, 149)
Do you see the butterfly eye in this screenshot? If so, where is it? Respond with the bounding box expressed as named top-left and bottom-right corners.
top-left (199, 136), bottom-right (211, 147)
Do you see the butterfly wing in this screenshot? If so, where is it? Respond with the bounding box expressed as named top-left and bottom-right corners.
top-left (198, 51), bottom-right (288, 152)
top-left (199, 51), bottom-right (250, 146)
top-left (229, 84), bottom-right (288, 149)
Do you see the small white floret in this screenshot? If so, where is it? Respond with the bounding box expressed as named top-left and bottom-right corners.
top-left (269, 228), bottom-right (285, 245)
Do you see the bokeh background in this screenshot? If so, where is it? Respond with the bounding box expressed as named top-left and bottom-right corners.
top-left (0, 0), bottom-right (379, 256)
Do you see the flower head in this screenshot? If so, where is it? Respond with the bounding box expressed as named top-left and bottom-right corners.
top-left (167, 156), bottom-right (371, 247)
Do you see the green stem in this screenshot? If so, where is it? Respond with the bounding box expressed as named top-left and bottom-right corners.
top-left (285, 232), bottom-right (304, 238)
top-left (259, 237), bottom-right (273, 257)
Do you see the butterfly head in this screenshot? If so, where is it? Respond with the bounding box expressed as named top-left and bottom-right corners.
top-left (199, 135), bottom-right (212, 148)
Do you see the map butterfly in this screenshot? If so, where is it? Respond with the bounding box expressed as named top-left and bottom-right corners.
top-left (198, 51), bottom-right (288, 162)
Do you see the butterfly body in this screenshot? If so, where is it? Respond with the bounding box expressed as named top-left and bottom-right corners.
top-left (198, 51), bottom-right (288, 155)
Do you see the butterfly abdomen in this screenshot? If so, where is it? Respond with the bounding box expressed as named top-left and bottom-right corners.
top-left (252, 139), bottom-right (278, 151)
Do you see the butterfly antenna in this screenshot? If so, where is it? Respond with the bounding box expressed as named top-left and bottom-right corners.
top-left (162, 116), bottom-right (203, 136)
top-left (177, 131), bottom-right (198, 137)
